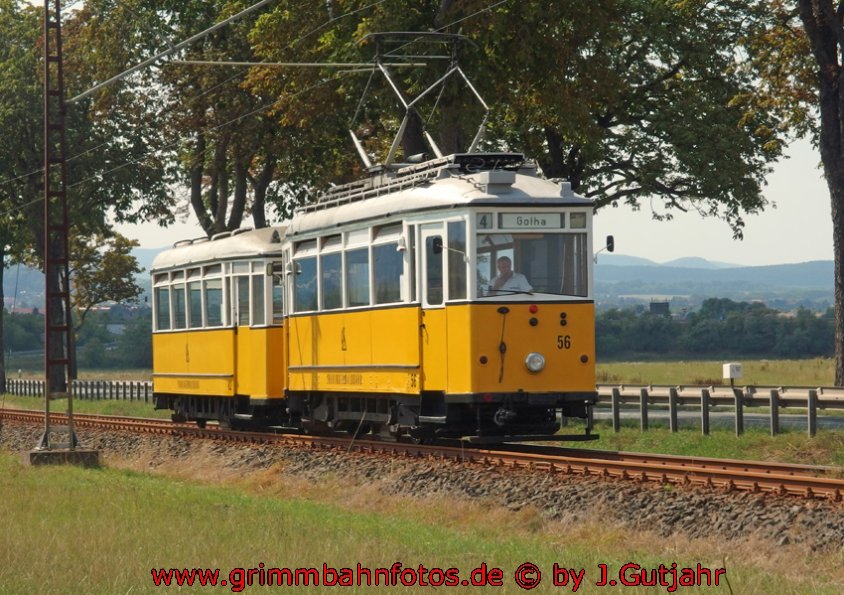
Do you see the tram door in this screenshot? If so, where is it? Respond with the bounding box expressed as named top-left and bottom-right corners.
top-left (420, 224), bottom-right (447, 390)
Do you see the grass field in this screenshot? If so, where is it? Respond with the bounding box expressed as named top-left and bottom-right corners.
top-left (596, 358), bottom-right (835, 386)
top-left (0, 394), bottom-right (168, 419)
top-left (1, 451), bottom-right (841, 594)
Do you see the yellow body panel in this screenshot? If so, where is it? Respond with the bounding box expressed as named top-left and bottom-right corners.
top-left (235, 326), bottom-right (286, 399)
top-left (451, 302), bottom-right (596, 395)
top-left (153, 303), bottom-right (594, 400)
top-left (287, 307), bottom-right (421, 393)
top-left (153, 329), bottom-right (235, 396)
top-left (362, 302), bottom-right (597, 396)
top-left (153, 326), bottom-right (286, 399)
top-left (420, 308), bottom-right (448, 391)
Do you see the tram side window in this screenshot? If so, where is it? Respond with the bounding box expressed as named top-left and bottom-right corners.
top-left (447, 221), bottom-right (467, 300)
top-left (252, 275), bottom-right (265, 325)
top-left (188, 281), bottom-right (202, 328)
top-left (272, 274), bottom-right (284, 324)
top-left (560, 233), bottom-right (588, 297)
top-left (373, 243), bottom-right (402, 304)
top-left (155, 287), bottom-right (170, 330)
top-left (205, 279), bottom-right (224, 327)
top-left (425, 236), bottom-right (444, 305)
top-left (346, 248), bottom-right (370, 307)
top-left (237, 277), bottom-right (250, 325)
top-left (294, 257), bottom-right (318, 312)
top-left (321, 252), bottom-right (342, 310)
top-left (172, 284), bottom-right (187, 329)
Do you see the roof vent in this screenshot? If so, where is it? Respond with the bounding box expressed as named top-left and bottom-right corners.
top-left (559, 180), bottom-right (574, 199)
top-left (477, 170), bottom-right (515, 193)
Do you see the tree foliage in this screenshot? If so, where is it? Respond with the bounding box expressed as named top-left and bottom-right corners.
top-left (0, 0), bottom-right (173, 386)
top-left (243, 0), bottom-right (794, 236)
top-left (70, 233), bottom-right (143, 330)
top-left (70, 1), bottom-right (794, 236)
top-left (596, 299), bottom-right (834, 359)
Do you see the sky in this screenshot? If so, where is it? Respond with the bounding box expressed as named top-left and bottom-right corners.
top-left (119, 137), bottom-right (832, 267)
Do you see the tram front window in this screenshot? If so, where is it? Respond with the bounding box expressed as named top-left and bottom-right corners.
top-left (477, 232), bottom-right (588, 297)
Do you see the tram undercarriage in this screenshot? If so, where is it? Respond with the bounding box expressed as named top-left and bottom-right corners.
top-left (155, 391), bottom-right (598, 443)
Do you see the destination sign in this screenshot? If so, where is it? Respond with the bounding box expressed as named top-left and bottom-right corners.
top-left (499, 213), bottom-right (562, 229)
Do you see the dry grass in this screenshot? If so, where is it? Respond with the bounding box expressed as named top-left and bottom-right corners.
top-left (100, 446), bottom-right (844, 594)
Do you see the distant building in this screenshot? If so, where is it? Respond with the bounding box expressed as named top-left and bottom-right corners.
top-left (649, 300), bottom-right (670, 316)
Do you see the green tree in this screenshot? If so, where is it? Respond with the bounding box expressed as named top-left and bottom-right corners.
top-left (74, 0), bottom-right (318, 234)
top-left (70, 233), bottom-right (143, 331)
top-left (0, 1), bottom-right (175, 389)
top-left (115, 311), bottom-right (152, 369)
top-left (68, 232), bottom-right (144, 377)
top-left (244, 1), bottom-right (791, 235)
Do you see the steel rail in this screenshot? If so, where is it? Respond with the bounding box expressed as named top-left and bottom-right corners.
top-left (3, 409), bottom-right (842, 501)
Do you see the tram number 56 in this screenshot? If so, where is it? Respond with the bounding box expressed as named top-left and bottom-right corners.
top-left (557, 335), bottom-right (572, 350)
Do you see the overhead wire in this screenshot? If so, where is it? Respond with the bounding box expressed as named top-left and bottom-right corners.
top-left (1, 0), bottom-right (508, 217)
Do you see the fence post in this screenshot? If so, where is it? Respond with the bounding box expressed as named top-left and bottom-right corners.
top-left (808, 389), bottom-right (818, 438)
top-left (669, 387), bottom-right (679, 433)
top-left (639, 387), bottom-right (649, 431)
top-left (701, 389), bottom-right (710, 436)
top-left (733, 387), bottom-right (744, 437)
top-left (770, 389), bottom-right (780, 436)
top-left (611, 387), bottom-right (621, 432)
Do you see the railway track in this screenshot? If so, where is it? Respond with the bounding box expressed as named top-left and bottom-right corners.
top-left (2, 408), bottom-right (842, 501)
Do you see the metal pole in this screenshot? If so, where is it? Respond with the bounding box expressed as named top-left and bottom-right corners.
top-left (808, 389), bottom-right (818, 438)
top-left (611, 387), bottom-right (621, 432)
top-left (668, 387), bottom-right (678, 433)
top-left (770, 389), bottom-right (780, 436)
top-left (639, 387), bottom-right (649, 431)
top-left (733, 387), bottom-right (744, 437)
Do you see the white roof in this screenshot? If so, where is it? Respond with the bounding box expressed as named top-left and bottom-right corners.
top-left (152, 226), bottom-right (286, 271)
top-left (152, 161), bottom-right (593, 270)
top-left (287, 168), bottom-right (592, 237)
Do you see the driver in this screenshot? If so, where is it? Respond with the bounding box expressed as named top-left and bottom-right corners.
top-left (490, 256), bottom-right (532, 292)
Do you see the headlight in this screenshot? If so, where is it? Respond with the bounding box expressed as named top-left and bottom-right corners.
top-left (525, 352), bottom-right (545, 373)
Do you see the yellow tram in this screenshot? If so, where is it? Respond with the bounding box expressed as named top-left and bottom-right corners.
top-left (151, 152), bottom-right (600, 441)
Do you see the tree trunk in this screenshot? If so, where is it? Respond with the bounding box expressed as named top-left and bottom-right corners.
top-left (799, 0), bottom-right (844, 385)
top-left (251, 159), bottom-right (276, 230)
top-left (190, 133), bottom-right (213, 236)
top-left (228, 159), bottom-right (248, 231)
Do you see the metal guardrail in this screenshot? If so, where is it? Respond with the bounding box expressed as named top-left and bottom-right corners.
top-left (5, 379), bottom-right (842, 437)
top-left (4, 379), bottom-right (152, 403)
top-left (596, 384), bottom-right (844, 437)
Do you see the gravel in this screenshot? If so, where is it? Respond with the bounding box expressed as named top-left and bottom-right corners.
top-left (3, 419), bottom-right (844, 553)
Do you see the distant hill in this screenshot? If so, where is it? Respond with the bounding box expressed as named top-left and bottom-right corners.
top-left (595, 260), bottom-right (833, 288)
top-left (597, 254), bottom-right (659, 267)
top-left (660, 256), bottom-right (738, 269)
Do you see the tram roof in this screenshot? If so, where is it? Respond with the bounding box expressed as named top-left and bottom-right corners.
top-left (152, 226), bottom-right (286, 271)
top-left (287, 164), bottom-right (592, 237)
